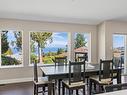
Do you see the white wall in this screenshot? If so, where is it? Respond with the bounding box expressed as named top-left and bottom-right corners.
top-left (98, 21), bottom-right (127, 60)
top-left (0, 18), bottom-right (97, 80)
top-left (97, 22), bottom-right (106, 61)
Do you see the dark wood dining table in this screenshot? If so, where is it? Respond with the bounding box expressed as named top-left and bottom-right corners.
top-left (40, 63), bottom-right (122, 95)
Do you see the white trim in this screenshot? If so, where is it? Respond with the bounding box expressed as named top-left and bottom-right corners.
top-left (0, 77), bottom-right (33, 85)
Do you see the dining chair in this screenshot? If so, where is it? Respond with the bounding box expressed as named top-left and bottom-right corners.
top-left (89, 59), bottom-right (114, 94)
top-left (75, 52), bottom-right (89, 85)
top-left (75, 52), bottom-right (88, 62)
top-left (105, 83), bottom-right (127, 92)
top-left (53, 56), bottom-right (67, 66)
top-left (62, 60), bottom-right (86, 95)
top-left (113, 57), bottom-right (122, 68)
top-left (33, 60), bottom-right (55, 95)
top-left (52, 56), bottom-right (67, 95)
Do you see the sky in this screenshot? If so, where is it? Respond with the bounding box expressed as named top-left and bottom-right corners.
top-left (44, 32), bottom-right (68, 48)
top-left (113, 34), bottom-right (125, 48)
top-left (5, 30), bottom-right (21, 54)
top-left (32, 32), bottom-right (90, 54)
top-left (33, 32), bottom-right (68, 53)
top-left (6, 31), bottom-right (124, 54)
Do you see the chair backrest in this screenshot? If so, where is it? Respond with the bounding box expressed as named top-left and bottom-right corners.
top-left (75, 52), bottom-right (88, 62)
top-left (105, 83), bottom-right (127, 92)
top-left (69, 60), bottom-right (85, 85)
top-left (99, 59), bottom-right (113, 81)
top-left (113, 57), bottom-right (122, 68)
top-left (53, 56), bottom-right (67, 66)
top-left (34, 60), bottom-right (38, 82)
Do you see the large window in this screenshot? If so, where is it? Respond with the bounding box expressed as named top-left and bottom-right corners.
top-left (113, 34), bottom-right (125, 67)
top-left (30, 31), bottom-right (68, 64)
top-left (0, 30), bottom-right (23, 67)
top-left (74, 33), bottom-right (90, 62)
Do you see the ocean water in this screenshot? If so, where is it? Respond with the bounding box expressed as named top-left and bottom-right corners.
top-left (33, 47), bottom-right (66, 55)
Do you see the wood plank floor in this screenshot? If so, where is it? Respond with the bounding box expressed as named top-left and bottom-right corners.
top-left (0, 76), bottom-right (127, 95)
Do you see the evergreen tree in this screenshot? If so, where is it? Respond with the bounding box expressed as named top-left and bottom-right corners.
top-left (14, 31), bottom-right (22, 51)
top-left (1, 31), bottom-right (9, 54)
top-left (75, 33), bottom-right (87, 48)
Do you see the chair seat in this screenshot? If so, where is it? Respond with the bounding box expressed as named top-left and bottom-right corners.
top-left (90, 76), bottom-right (113, 85)
top-left (34, 77), bottom-right (53, 85)
top-left (63, 80), bottom-right (85, 88)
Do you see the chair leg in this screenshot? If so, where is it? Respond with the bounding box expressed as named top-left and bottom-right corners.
top-left (34, 84), bottom-right (36, 95)
top-left (35, 85), bottom-right (38, 95)
top-left (94, 83), bottom-right (96, 91)
top-left (83, 86), bottom-right (86, 95)
top-left (76, 89), bottom-right (78, 95)
top-left (53, 84), bottom-right (55, 95)
top-left (62, 84), bottom-right (65, 95)
top-left (69, 89), bottom-right (71, 95)
top-left (58, 79), bottom-right (62, 95)
top-left (89, 79), bottom-right (92, 95)
top-left (42, 87), bottom-right (45, 95)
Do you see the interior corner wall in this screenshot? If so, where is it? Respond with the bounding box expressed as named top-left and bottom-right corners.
top-left (0, 18), bottom-right (97, 80)
top-left (105, 21), bottom-right (127, 60)
top-left (98, 21), bottom-right (127, 61)
top-left (97, 22), bottom-right (106, 62)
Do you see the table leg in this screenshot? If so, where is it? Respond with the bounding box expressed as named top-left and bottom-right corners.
top-left (89, 79), bottom-right (92, 95)
top-left (48, 77), bottom-right (53, 95)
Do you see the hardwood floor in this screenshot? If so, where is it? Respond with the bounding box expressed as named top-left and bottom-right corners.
top-left (0, 82), bottom-right (33, 95)
top-left (0, 76), bottom-right (127, 95)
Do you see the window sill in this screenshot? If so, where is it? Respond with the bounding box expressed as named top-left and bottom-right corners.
top-left (0, 65), bottom-right (23, 68)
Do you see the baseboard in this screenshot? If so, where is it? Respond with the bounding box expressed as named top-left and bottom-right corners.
top-left (0, 77), bottom-right (33, 85)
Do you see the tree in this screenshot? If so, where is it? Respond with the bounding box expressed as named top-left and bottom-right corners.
top-left (31, 32), bottom-right (53, 63)
top-left (1, 31), bottom-right (9, 54)
top-left (75, 33), bottom-right (87, 48)
top-left (57, 48), bottom-right (64, 54)
top-left (30, 40), bottom-right (36, 53)
top-left (14, 31), bottom-right (22, 51)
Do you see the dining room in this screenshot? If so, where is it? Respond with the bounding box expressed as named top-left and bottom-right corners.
top-left (1, 0), bottom-right (127, 95)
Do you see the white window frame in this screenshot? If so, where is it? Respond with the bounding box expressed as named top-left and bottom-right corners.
top-left (73, 32), bottom-right (91, 63)
top-left (0, 30), bottom-right (23, 68)
top-left (29, 31), bottom-right (69, 66)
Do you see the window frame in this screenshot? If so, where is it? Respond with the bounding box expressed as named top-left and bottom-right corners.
top-left (0, 30), bottom-right (23, 68)
top-left (73, 32), bottom-right (91, 63)
top-left (29, 31), bottom-right (69, 66)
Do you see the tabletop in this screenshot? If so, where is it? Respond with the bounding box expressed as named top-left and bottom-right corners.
top-left (40, 63), bottom-right (99, 76)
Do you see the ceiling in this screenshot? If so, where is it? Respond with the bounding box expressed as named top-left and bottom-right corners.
top-left (0, 0), bottom-right (127, 25)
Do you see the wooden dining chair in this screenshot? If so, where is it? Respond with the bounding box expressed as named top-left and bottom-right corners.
top-left (105, 83), bottom-right (127, 92)
top-left (33, 60), bottom-right (55, 95)
top-left (75, 52), bottom-right (89, 85)
top-left (75, 52), bottom-right (88, 62)
top-left (53, 56), bottom-right (67, 66)
top-left (113, 57), bottom-right (122, 68)
top-left (89, 59), bottom-right (114, 94)
top-left (52, 56), bottom-right (67, 95)
top-left (62, 60), bottom-right (86, 95)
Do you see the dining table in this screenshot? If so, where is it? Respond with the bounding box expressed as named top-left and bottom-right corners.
top-left (40, 63), bottom-right (122, 95)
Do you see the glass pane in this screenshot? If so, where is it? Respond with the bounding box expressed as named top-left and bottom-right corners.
top-left (1, 30), bottom-right (23, 66)
top-left (113, 34), bottom-right (125, 67)
top-left (30, 32), bottom-right (68, 64)
top-left (74, 33), bottom-right (89, 62)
